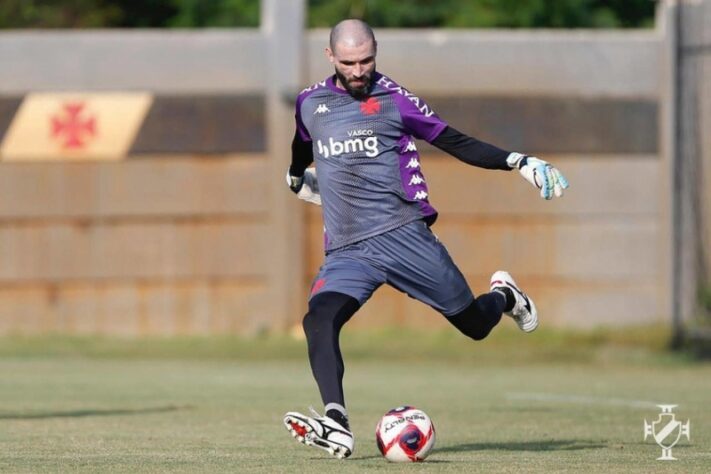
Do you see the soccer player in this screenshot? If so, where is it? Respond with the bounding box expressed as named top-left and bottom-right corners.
top-left (283, 19), bottom-right (568, 459)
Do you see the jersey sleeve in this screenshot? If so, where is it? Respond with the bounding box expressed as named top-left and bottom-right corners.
top-left (432, 126), bottom-right (511, 171)
top-left (389, 88), bottom-right (448, 143)
top-left (290, 130), bottom-right (314, 177)
top-left (295, 94), bottom-right (312, 142)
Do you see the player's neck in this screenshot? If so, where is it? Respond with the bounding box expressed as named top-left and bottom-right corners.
top-left (334, 77), bottom-right (346, 90)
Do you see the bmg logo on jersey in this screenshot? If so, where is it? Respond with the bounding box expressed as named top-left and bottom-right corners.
top-left (316, 133), bottom-right (380, 158)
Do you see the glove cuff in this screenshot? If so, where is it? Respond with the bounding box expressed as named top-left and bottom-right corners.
top-left (285, 171), bottom-right (304, 193)
top-left (506, 152), bottom-right (527, 170)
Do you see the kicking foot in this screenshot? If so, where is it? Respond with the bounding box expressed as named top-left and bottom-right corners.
top-left (490, 271), bottom-right (538, 332)
top-left (284, 407), bottom-right (354, 459)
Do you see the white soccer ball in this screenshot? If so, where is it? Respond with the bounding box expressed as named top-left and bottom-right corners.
top-left (375, 406), bottom-right (436, 462)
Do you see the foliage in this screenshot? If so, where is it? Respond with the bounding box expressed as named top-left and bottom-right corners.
top-left (309, 0), bottom-right (656, 28)
top-left (0, 0), bottom-right (656, 29)
top-left (162, 0), bottom-right (259, 28)
top-left (0, 0), bottom-right (124, 28)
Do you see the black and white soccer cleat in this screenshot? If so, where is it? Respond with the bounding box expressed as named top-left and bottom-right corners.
top-left (490, 270), bottom-right (538, 332)
top-left (284, 407), bottom-right (354, 459)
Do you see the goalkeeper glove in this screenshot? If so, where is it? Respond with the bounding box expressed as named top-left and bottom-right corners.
top-left (286, 168), bottom-right (321, 206)
top-left (506, 152), bottom-right (569, 200)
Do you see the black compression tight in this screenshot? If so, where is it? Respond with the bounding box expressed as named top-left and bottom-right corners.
top-left (445, 292), bottom-right (506, 341)
top-left (302, 292), bottom-right (360, 408)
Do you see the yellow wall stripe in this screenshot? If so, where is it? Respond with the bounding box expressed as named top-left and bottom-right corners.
top-left (0, 93), bottom-right (153, 161)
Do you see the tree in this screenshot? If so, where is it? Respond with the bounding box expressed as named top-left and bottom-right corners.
top-left (0, 0), bottom-right (656, 29)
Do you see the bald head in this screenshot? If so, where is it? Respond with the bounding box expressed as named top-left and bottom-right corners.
top-left (329, 19), bottom-right (376, 53)
top-left (326, 19), bottom-right (377, 99)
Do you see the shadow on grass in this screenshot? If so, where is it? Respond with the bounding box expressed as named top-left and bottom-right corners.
top-left (438, 439), bottom-right (606, 453)
top-left (309, 440), bottom-right (604, 462)
top-left (0, 405), bottom-right (192, 420)
top-left (311, 455), bottom-right (452, 462)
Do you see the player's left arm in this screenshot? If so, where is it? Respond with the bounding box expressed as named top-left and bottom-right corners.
top-left (431, 126), bottom-right (569, 200)
top-left (431, 125), bottom-right (510, 170)
top-left (393, 80), bottom-right (569, 200)
top-left (505, 152), bottom-right (570, 200)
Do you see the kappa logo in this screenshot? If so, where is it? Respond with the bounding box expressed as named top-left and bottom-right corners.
top-left (413, 190), bottom-right (428, 200)
top-left (405, 158), bottom-right (420, 169)
top-left (644, 405), bottom-right (690, 460)
top-left (314, 103), bottom-right (330, 114)
top-left (316, 136), bottom-right (380, 158)
top-left (409, 174), bottom-right (425, 186)
top-left (405, 140), bottom-right (417, 152)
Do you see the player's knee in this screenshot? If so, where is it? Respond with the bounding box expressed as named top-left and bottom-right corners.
top-left (302, 292), bottom-right (359, 341)
top-left (469, 326), bottom-right (492, 341)
top-left (463, 320), bottom-right (491, 341)
top-left (448, 302), bottom-right (492, 341)
top-left (301, 311), bottom-right (316, 338)
top-left (302, 306), bottom-right (326, 341)
top-left (303, 294), bottom-right (331, 337)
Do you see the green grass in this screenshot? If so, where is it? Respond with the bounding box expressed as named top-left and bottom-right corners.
top-left (0, 327), bottom-right (710, 473)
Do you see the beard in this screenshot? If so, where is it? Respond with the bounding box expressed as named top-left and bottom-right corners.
top-left (335, 68), bottom-right (373, 100)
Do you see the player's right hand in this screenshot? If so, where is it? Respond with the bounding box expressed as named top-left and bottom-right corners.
top-left (286, 168), bottom-right (322, 206)
top-left (506, 152), bottom-right (569, 200)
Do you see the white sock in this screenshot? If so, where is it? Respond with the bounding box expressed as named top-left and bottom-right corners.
top-left (324, 403), bottom-right (347, 418)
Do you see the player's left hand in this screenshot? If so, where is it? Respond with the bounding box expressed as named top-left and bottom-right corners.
top-left (506, 152), bottom-right (569, 200)
top-left (286, 167), bottom-right (322, 206)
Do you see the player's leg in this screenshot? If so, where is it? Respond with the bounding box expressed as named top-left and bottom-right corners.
top-left (371, 220), bottom-right (535, 339)
top-left (446, 292), bottom-right (507, 340)
top-left (448, 271), bottom-right (539, 337)
top-left (372, 220), bottom-right (477, 318)
top-left (490, 270), bottom-right (538, 332)
top-left (284, 250), bottom-right (384, 458)
top-left (284, 291), bottom-right (359, 459)
top-left (302, 291), bottom-right (359, 425)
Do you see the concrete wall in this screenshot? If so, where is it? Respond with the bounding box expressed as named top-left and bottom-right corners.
top-left (0, 4), bottom-right (688, 334)
top-left (678, 0), bottom-right (711, 327)
top-left (701, 4), bottom-right (711, 285)
top-left (0, 157), bottom-right (271, 335)
top-left (0, 29), bottom-right (660, 97)
top-left (0, 31), bottom-right (265, 94)
top-left (308, 29), bottom-right (660, 98)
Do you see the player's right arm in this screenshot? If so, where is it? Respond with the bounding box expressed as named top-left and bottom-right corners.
top-left (286, 131), bottom-right (321, 206)
top-left (288, 131), bottom-right (314, 193)
top-left (287, 99), bottom-right (322, 205)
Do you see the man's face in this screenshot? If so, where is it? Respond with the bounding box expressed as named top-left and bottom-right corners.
top-left (326, 40), bottom-right (377, 99)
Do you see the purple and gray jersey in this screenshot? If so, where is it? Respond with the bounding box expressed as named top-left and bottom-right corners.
top-left (296, 72), bottom-right (448, 252)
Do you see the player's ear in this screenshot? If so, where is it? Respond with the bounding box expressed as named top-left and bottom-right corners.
top-left (325, 47), bottom-right (335, 64)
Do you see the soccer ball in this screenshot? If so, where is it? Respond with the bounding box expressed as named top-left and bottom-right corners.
top-left (375, 406), bottom-right (435, 462)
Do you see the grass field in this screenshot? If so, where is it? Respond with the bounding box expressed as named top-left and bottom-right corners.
top-left (0, 327), bottom-right (710, 473)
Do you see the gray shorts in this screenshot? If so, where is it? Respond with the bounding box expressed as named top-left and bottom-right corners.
top-left (308, 220), bottom-right (474, 317)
